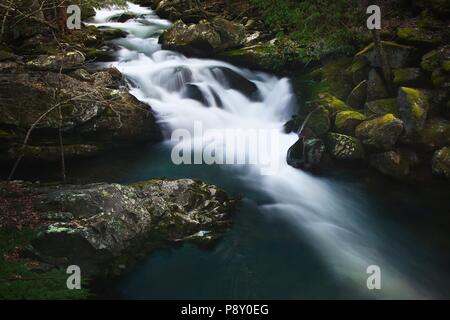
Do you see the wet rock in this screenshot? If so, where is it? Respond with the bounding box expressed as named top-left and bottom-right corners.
top-left (356, 41), bottom-right (414, 69)
top-left (393, 68), bottom-right (425, 87)
top-left (355, 114), bottom-right (404, 151)
top-left (432, 147), bottom-right (450, 179)
top-left (346, 80), bottom-right (367, 109)
top-left (334, 111), bottom-right (367, 136)
top-left (210, 17), bottom-right (245, 49)
top-left (367, 69), bottom-right (390, 101)
top-left (305, 106), bottom-right (330, 136)
top-left (26, 52), bottom-right (85, 71)
top-left (287, 138), bottom-right (325, 170)
top-left (364, 98), bottom-right (400, 117)
top-left (325, 133), bottom-right (365, 160)
top-left (369, 151), bottom-right (410, 180)
top-left (397, 87), bottom-right (429, 135)
top-left (2, 179), bottom-right (236, 277)
top-left (210, 67), bottom-right (258, 99)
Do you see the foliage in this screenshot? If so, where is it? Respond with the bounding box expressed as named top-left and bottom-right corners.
top-left (0, 227), bottom-right (90, 300)
top-left (249, 0), bottom-right (368, 61)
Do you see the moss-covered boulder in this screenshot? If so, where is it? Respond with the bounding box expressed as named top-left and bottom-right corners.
top-left (367, 69), bottom-right (390, 101)
top-left (364, 98), bottom-right (400, 117)
top-left (4, 179), bottom-right (236, 277)
top-left (369, 151), bottom-right (410, 180)
top-left (356, 41), bottom-right (414, 69)
top-left (397, 87), bottom-right (430, 135)
top-left (355, 114), bottom-right (404, 151)
top-left (308, 93), bottom-right (352, 116)
top-left (346, 80), bottom-right (367, 109)
top-left (334, 111), bottom-right (367, 136)
top-left (26, 52), bottom-right (85, 71)
top-left (431, 68), bottom-right (450, 88)
top-left (397, 27), bottom-right (442, 47)
top-left (287, 138), bottom-right (325, 170)
top-left (325, 133), bottom-right (365, 160)
top-left (393, 68), bottom-right (425, 87)
top-left (407, 117), bottom-right (450, 149)
top-left (348, 57), bottom-right (370, 86)
top-left (421, 46), bottom-right (450, 73)
top-left (305, 106), bottom-right (331, 136)
top-left (432, 147), bottom-right (450, 179)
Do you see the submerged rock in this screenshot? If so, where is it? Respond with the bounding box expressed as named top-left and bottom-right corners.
top-left (325, 132), bottom-right (365, 160)
top-left (432, 147), bottom-right (450, 179)
top-left (4, 179), bottom-right (237, 277)
top-left (355, 114), bottom-right (404, 151)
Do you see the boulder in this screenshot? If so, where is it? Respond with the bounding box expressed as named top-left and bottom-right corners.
top-left (355, 114), bottom-right (404, 151)
top-left (421, 46), bottom-right (450, 73)
top-left (367, 69), bottom-right (390, 101)
top-left (211, 17), bottom-right (245, 49)
top-left (364, 98), bottom-right (400, 117)
top-left (26, 52), bottom-right (85, 71)
top-left (369, 151), bottom-right (410, 180)
top-left (397, 27), bottom-right (442, 47)
top-left (356, 41), bottom-right (414, 69)
top-left (432, 147), bottom-right (450, 179)
top-left (308, 93), bottom-right (352, 116)
top-left (346, 80), bottom-right (367, 109)
top-left (305, 106), bottom-right (330, 136)
top-left (287, 138), bottom-right (325, 170)
top-left (325, 133), bottom-right (365, 160)
top-left (393, 68), bottom-right (425, 87)
top-left (397, 87), bottom-right (429, 135)
top-left (407, 117), bottom-right (450, 149)
top-left (3, 179), bottom-right (236, 276)
top-left (349, 57), bottom-right (370, 86)
top-left (431, 68), bottom-right (450, 88)
top-left (334, 111), bottom-right (367, 136)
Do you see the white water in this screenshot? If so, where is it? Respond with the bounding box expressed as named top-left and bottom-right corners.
top-left (89, 3), bottom-right (429, 299)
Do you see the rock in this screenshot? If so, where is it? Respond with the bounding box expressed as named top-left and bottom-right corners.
top-left (369, 151), bottom-right (410, 180)
top-left (98, 28), bottom-right (129, 41)
top-left (108, 12), bottom-right (140, 23)
top-left (431, 68), bottom-right (450, 88)
top-left (393, 68), bottom-right (425, 87)
top-left (70, 69), bottom-right (92, 82)
top-left (334, 111), bottom-right (367, 136)
top-left (209, 67), bottom-right (258, 99)
top-left (406, 117), bottom-right (450, 150)
top-left (349, 57), bottom-right (370, 86)
top-left (397, 27), bottom-right (442, 47)
top-left (308, 93), bottom-right (352, 115)
top-left (421, 46), bottom-right (450, 73)
top-left (287, 138), bottom-right (325, 170)
top-left (305, 106), bottom-right (330, 136)
top-left (346, 80), bottom-right (367, 109)
top-left (0, 50), bottom-right (17, 62)
top-left (356, 41), bottom-right (414, 69)
top-left (325, 133), bottom-right (365, 160)
top-left (364, 98), bottom-right (400, 117)
top-left (367, 69), bottom-right (390, 101)
top-left (26, 52), bottom-right (85, 71)
top-left (397, 87), bottom-right (429, 135)
top-left (313, 57), bottom-right (354, 101)
top-left (210, 17), bottom-right (245, 49)
top-left (432, 147), bottom-right (450, 179)
top-left (355, 114), bottom-right (404, 151)
top-left (160, 20), bottom-right (221, 56)
top-left (2, 179), bottom-right (236, 277)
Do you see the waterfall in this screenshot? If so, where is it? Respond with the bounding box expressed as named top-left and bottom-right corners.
top-left (88, 2), bottom-right (428, 299)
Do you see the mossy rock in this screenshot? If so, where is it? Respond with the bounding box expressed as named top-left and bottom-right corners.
top-left (356, 41), bottom-right (414, 69)
top-left (397, 27), bottom-right (442, 47)
top-left (364, 98), bottom-right (400, 117)
top-left (369, 151), bottom-right (410, 180)
top-left (393, 68), bottom-right (425, 87)
top-left (307, 93), bottom-right (352, 116)
top-left (334, 111), bottom-right (367, 136)
top-left (286, 138), bottom-right (325, 170)
top-left (348, 57), bottom-right (370, 86)
top-left (413, 117), bottom-right (450, 149)
top-left (355, 114), bottom-right (404, 151)
top-left (306, 106), bottom-right (330, 136)
top-left (432, 147), bottom-right (450, 179)
top-left (314, 57), bottom-right (354, 101)
top-left (442, 60), bottom-right (450, 73)
top-left (346, 80), bottom-right (367, 109)
top-left (397, 87), bottom-right (430, 135)
top-left (431, 68), bottom-right (450, 88)
top-left (421, 46), bottom-right (450, 73)
top-left (325, 132), bottom-right (365, 161)
top-left (367, 69), bottom-right (390, 101)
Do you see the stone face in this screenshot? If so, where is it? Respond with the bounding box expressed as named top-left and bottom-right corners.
top-left (2, 179), bottom-right (236, 277)
top-left (397, 87), bottom-right (430, 135)
top-left (367, 69), bottom-right (390, 101)
top-left (364, 98), bottom-right (400, 117)
top-left (346, 80), bottom-right (367, 109)
top-left (393, 68), bottom-right (424, 87)
top-left (334, 111), bottom-right (367, 136)
top-left (356, 41), bottom-right (414, 69)
top-left (355, 114), bottom-right (404, 151)
top-left (325, 133), bottom-right (365, 160)
top-left (287, 138), bottom-right (325, 170)
top-left (26, 52), bottom-right (85, 71)
top-left (432, 147), bottom-right (450, 179)
top-left (369, 151), bottom-right (410, 180)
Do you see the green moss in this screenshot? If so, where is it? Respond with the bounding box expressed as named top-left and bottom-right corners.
top-left (0, 228), bottom-right (90, 300)
top-left (442, 60), bottom-right (450, 73)
top-left (365, 98), bottom-right (399, 117)
top-left (356, 41), bottom-right (411, 57)
top-left (400, 87), bottom-right (427, 121)
top-left (397, 27), bottom-right (441, 45)
top-left (334, 110), bottom-right (366, 135)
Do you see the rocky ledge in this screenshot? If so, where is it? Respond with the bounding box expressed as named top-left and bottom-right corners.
top-left (1, 179), bottom-right (236, 277)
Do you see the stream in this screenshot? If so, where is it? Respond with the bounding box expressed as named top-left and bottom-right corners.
top-left (77, 3), bottom-right (450, 299)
